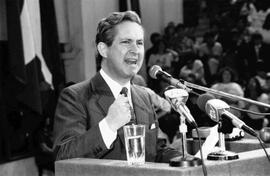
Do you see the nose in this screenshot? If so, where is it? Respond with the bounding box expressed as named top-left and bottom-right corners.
top-left (129, 42), bottom-right (139, 54)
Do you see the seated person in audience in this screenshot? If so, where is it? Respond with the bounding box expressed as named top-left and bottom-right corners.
top-left (147, 39), bottom-right (178, 75)
top-left (245, 72), bottom-right (270, 130)
top-left (147, 39), bottom-right (176, 93)
top-left (163, 22), bottom-right (176, 49)
top-left (53, 11), bottom-right (181, 163)
top-left (245, 93), bottom-right (270, 130)
top-left (245, 62), bottom-right (266, 100)
top-left (145, 32), bottom-right (162, 70)
top-left (198, 31), bottom-right (223, 85)
top-left (179, 56), bottom-right (206, 86)
top-left (146, 36), bottom-right (179, 91)
top-left (210, 67), bottom-right (245, 117)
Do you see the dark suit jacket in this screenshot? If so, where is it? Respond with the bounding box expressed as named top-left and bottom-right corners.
top-left (238, 43), bottom-right (270, 77)
top-left (53, 72), bottom-right (159, 162)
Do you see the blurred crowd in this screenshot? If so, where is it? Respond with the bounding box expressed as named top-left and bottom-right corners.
top-left (144, 0), bottom-right (270, 135)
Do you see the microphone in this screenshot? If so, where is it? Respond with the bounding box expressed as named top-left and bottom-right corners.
top-left (164, 86), bottom-right (203, 167)
top-left (150, 65), bottom-right (270, 110)
top-left (149, 65), bottom-right (190, 91)
top-left (197, 94), bottom-right (257, 137)
top-left (164, 86), bottom-right (197, 128)
top-left (196, 93), bottom-right (215, 112)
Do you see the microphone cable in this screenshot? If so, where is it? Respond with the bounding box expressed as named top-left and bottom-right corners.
top-left (256, 135), bottom-right (270, 163)
top-left (232, 105), bottom-right (270, 163)
top-left (194, 126), bottom-right (208, 176)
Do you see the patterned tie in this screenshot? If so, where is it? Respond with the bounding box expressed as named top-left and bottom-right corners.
top-left (120, 87), bottom-right (136, 125)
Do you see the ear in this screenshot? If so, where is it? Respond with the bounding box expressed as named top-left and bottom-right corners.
top-left (97, 42), bottom-right (108, 58)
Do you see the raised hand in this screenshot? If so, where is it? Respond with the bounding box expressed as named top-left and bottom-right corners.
top-left (105, 94), bottom-right (131, 132)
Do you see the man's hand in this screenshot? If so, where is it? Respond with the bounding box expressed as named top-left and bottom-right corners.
top-left (105, 94), bottom-right (131, 132)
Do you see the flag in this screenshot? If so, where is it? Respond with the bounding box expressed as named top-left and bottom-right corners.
top-left (3, 0), bottom-right (64, 161)
top-left (119, 0), bottom-right (128, 12)
top-left (39, 0), bottom-right (65, 90)
top-left (130, 0), bottom-right (141, 17)
top-left (119, 0), bottom-right (141, 17)
top-left (5, 0), bottom-right (55, 114)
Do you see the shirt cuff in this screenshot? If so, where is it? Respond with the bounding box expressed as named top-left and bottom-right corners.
top-left (99, 119), bottom-right (117, 149)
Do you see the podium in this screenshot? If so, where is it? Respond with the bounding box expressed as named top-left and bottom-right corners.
top-left (185, 137), bottom-right (270, 155)
top-left (55, 148), bottom-right (270, 176)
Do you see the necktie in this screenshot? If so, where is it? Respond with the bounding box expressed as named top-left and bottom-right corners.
top-left (120, 87), bottom-right (136, 124)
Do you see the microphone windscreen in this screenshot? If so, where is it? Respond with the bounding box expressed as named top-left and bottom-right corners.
top-left (196, 93), bottom-right (215, 112)
top-left (149, 65), bottom-right (162, 79)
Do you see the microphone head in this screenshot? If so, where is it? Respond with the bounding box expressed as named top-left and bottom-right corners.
top-left (164, 88), bottom-right (189, 109)
top-left (164, 87), bottom-right (197, 127)
top-left (205, 99), bottom-right (230, 122)
top-left (149, 65), bottom-right (162, 79)
top-left (196, 93), bottom-right (215, 112)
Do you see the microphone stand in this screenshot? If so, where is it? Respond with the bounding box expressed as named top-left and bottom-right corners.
top-left (164, 87), bottom-right (201, 167)
top-left (169, 114), bottom-right (202, 167)
top-left (149, 65), bottom-right (270, 108)
top-left (207, 121), bottom-right (239, 160)
top-left (180, 79), bottom-right (270, 109)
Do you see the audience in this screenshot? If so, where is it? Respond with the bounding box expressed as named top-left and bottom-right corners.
top-left (145, 32), bottom-right (162, 71)
top-left (210, 67), bottom-right (245, 117)
top-left (147, 39), bottom-right (178, 95)
top-left (198, 31), bottom-right (223, 85)
top-left (179, 54), bottom-right (206, 86)
top-left (244, 65), bottom-right (270, 130)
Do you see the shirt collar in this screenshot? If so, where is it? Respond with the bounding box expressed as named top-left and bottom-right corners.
top-left (100, 69), bottom-right (131, 99)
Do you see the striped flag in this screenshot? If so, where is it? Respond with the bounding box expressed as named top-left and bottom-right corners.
top-left (5, 0), bottom-right (54, 114)
top-left (119, 0), bottom-right (141, 17)
top-left (39, 0), bottom-right (65, 90)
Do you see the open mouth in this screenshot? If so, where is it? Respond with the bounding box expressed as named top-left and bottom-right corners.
top-left (125, 59), bottom-right (137, 65)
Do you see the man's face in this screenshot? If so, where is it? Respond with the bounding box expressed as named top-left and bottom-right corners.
top-left (103, 21), bottom-right (144, 84)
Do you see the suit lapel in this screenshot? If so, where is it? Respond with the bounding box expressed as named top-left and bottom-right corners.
top-left (96, 95), bottom-right (114, 117)
top-left (91, 72), bottom-right (115, 117)
top-left (131, 86), bottom-right (151, 124)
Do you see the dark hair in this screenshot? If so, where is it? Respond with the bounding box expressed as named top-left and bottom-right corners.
top-left (95, 11), bottom-right (142, 63)
top-left (150, 32), bottom-right (161, 44)
top-left (218, 67), bottom-right (236, 82)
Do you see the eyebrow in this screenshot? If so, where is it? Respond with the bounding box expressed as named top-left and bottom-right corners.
top-left (120, 38), bottom-right (144, 42)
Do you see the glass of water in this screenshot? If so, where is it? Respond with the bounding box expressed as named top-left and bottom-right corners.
top-left (123, 124), bottom-right (145, 165)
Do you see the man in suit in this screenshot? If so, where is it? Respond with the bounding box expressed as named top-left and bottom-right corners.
top-left (238, 33), bottom-right (270, 79)
top-left (53, 11), bottom-right (180, 162)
